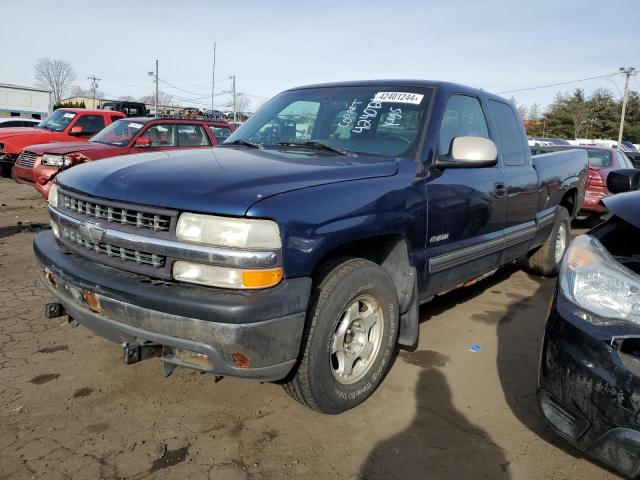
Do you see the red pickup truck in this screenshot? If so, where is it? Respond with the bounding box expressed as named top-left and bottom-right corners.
top-left (0, 109), bottom-right (125, 177)
top-left (15, 117), bottom-right (235, 198)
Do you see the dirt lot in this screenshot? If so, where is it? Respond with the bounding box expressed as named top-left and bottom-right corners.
top-left (0, 178), bottom-right (617, 479)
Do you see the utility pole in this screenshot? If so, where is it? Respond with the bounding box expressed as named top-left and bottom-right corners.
top-left (230, 75), bottom-right (237, 122)
top-left (155, 59), bottom-right (159, 117)
top-left (148, 60), bottom-right (159, 116)
top-left (617, 66), bottom-right (637, 150)
top-left (87, 75), bottom-right (101, 108)
top-left (211, 43), bottom-right (216, 115)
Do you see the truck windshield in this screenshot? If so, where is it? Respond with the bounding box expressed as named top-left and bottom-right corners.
top-left (225, 85), bottom-right (433, 157)
top-left (91, 119), bottom-right (145, 146)
top-left (37, 110), bottom-right (77, 132)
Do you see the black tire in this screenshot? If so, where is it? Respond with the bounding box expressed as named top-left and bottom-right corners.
top-left (525, 206), bottom-right (571, 277)
top-left (283, 258), bottom-right (399, 414)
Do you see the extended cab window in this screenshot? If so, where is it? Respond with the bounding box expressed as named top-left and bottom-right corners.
top-left (489, 100), bottom-right (527, 166)
top-left (176, 124), bottom-right (210, 146)
top-left (439, 95), bottom-right (489, 156)
top-left (74, 115), bottom-right (106, 135)
top-left (225, 86), bottom-right (433, 157)
top-left (145, 124), bottom-right (176, 147)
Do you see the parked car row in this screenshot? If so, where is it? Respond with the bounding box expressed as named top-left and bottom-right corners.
top-left (1, 110), bottom-right (235, 196)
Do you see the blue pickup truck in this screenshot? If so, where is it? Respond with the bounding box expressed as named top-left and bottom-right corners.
top-left (35, 80), bottom-right (588, 413)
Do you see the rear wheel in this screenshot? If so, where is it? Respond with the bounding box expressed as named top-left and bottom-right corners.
top-left (525, 206), bottom-right (571, 276)
top-left (283, 258), bottom-right (399, 413)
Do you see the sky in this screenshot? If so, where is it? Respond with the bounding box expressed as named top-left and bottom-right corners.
top-left (1, 0), bottom-right (638, 113)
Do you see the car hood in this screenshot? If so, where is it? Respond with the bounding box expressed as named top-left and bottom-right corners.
top-left (57, 146), bottom-right (399, 216)
top-left (26, 141), bottom-right (116, 155)
top-left (602, 191), bottom-right (640, 229)
top-left (0, 127), bottom-right (50, 140)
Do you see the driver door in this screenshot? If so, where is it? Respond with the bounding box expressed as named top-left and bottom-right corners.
top-left (423, 94), bottom-right (506, 297)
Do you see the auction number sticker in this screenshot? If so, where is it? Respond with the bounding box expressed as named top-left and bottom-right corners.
top-left (128, 122), bottom-right (143, 129)
top-left (373, 92), bottom-right (424, 104)
top-left (63, 113), bottom-right (76, 118)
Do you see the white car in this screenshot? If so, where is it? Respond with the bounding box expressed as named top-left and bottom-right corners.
top-left (0, 117), bottom-right (40, 128)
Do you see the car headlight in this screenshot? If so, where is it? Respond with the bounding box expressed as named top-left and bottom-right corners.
top-left (41, 154), bottom-right (71, 167)
top-left (176, 212), bottom-right (281, 249)
top-left (560, 235), bottom-right (640, 325)
top-left (47, 183), bottom-right (58, 209)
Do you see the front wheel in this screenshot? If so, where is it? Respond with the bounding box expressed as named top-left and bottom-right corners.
top-left (283, 258), bottom-right (399, 414)
top-left (525, 206), bottom-right (571, 276)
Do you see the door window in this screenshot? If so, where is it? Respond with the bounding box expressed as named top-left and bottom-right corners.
top-left (489, 100), bottom-right (527, 166)
top-left (144, 124), bottom-right (176, 146)
top-left (74, 115), bottom-right (106, 135)
top-left (439, 95), bottom-right (489, 156)
top-left (176, 124), bottom-right (210, 146)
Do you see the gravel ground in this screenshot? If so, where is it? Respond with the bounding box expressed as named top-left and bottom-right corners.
top-left (0, 178), bottom-right (617, 479)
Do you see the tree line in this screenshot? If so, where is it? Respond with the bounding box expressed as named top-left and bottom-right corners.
top-left (513, 88), bottom-right (640, 143)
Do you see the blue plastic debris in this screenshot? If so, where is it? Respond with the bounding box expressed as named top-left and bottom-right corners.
top-left (469, 345), bottom-right (481, 352)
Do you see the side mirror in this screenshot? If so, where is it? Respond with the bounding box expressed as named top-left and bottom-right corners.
top-left (70, 126), bottom-right (84, 135)
top-left (437, 136), bottom-right (498, 168)
top-left (134, 137), bottom-right (152, 148)
top-left (606, 169), bottom-right (640, 194)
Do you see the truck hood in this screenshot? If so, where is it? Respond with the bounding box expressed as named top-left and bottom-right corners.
top-left (26, 141), bottom-right (115, 155)
top-left (57, 146), bottom-right (399, 216)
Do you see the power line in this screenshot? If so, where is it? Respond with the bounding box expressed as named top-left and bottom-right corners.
top-left (496, 72), bottom-right (620, 94)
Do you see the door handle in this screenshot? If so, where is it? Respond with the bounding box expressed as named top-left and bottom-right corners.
top-left (494, 182), bottom-right (507, 199)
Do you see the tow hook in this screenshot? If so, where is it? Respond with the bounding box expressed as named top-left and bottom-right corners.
top-left (44, 302), bottom-right (65, 318)
top-left (122, 343), bottom-right (162, 365)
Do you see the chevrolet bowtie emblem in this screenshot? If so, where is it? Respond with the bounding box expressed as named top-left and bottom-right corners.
top-left (78, 221), bottom-right (105, 242)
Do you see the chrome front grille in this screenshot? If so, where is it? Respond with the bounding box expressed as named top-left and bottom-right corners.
top-left (63, 195), bottom-right (171, 232)
top-left (17, 151), bottom-right (37, 168)
top-left (63, 227), bottom-right (165, 268)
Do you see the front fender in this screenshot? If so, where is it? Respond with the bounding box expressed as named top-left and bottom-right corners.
top-left (246, 162), bottom-right (426, 278)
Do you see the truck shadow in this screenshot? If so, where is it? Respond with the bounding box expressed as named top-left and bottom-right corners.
top-left (360, 269), bottom-right (519, 479)
top-left (360, 367), bottom-right (511, 479)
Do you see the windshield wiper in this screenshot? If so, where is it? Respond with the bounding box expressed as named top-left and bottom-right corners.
top-left (222, 139), bottom-right (262, 149)
top-left (277, 140), bottom-right (347, 156)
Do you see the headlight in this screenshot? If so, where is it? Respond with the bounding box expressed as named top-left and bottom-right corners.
top-left (560, 235), bottom-right (640, 325)
top-left (41, 154), bottom-right (71, 167)
top-left (176, 213), bottom-right (281, 249)
top-left (173, 261), bottom-right (283, 289)
top-left (48, 183), bottom-right (58, 208)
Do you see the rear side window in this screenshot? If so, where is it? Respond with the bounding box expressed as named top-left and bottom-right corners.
top-left (439, 95), bottom-right (489, 156)
top-left (74, 115), bottom-right (106, 135)
top-left (177, 124), bottom-right (210, 146)
top-left (110, 115), bottom-right (123, 123)
top-left (208, 125), bottom-right (232, 142)
top-left (489, 100), bottom-right (527, 166)
top-left (586, 150), bottom-right (612, 168)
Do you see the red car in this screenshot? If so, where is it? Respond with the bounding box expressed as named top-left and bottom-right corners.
top-left (14, 117), bottom-right (235, 198)
top-left (0, 109), bottom-right (125, 177)
top-left (532, 145), bottom-right (636, 214)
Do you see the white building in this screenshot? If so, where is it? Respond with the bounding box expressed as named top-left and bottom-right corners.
top-left (0, 83), bottom-right (50, 119)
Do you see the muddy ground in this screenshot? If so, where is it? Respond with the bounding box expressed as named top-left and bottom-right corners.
top-left (0, 178), bottom-right (617, 479)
